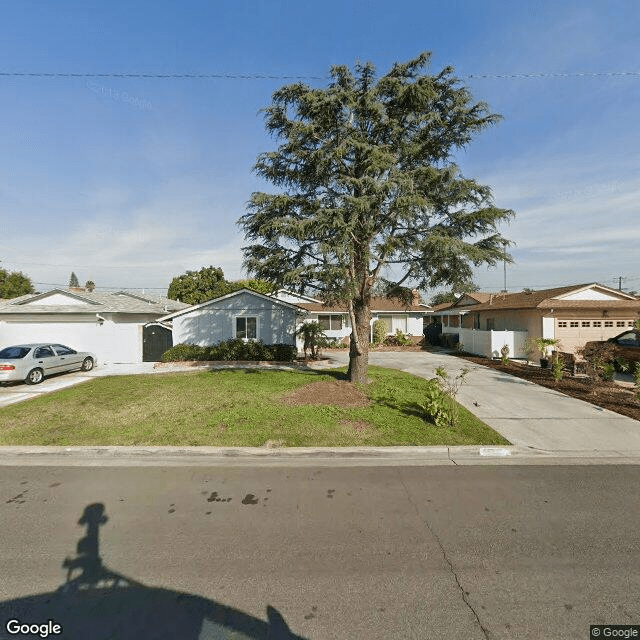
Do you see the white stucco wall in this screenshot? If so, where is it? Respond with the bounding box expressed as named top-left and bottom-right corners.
top-left (0, 318), bottom-right (144, 364)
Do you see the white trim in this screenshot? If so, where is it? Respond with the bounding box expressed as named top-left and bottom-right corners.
top-left (234, 315), bottom-right (259, 340)
top-left (157, 288), bottom-right (304, 322)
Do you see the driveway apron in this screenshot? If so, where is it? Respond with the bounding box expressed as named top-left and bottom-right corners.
top-left (325, 350), bottom-right (640, 453)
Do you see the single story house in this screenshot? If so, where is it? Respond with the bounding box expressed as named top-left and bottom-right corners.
top-left (0, 289), bottom-right (190, 363)
top-left (273, 289), bottom-right (431, 349)
top-left (157, 288), bottom-right (304, 347)
top-left (433, 283), bottom-right (640, 358)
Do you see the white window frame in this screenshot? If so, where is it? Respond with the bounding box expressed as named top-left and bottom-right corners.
top-left (317, 314), bottom-right (345, 331)
top-left (235, 315), bottom-right (258, 341)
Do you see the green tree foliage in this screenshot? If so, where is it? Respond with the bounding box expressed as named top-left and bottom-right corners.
top-left (69, 272), bottom-right (80, 288)
top-left (85, 280), bottom-right (96, 292)
top-left (0, 269), bottom-right (35, 299)
top-left (167, 266), bottom-right (226, 304)
top-left (167, 266), bottom-right (276, 305)
top-left (429, 282), bottom-right (480, 306)
top-left (239, 53), bottom-right (514, 383)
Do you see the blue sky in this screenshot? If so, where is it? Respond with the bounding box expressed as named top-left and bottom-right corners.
top-left (1, 1), bottom-right (639, 298)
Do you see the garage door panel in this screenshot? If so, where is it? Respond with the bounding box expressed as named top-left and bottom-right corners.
top-left (555, 319), bottom-right (634, 353)
top-left (0, 322), bottom-right (141, 364)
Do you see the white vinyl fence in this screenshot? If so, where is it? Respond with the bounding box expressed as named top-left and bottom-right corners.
top-left (443, 328), bottom-right (529, 359)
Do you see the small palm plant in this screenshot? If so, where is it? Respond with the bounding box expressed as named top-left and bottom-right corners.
top-left (296, 321), bottom-right (327, 359)
top-left (533, 337), bottom-right (559, 368)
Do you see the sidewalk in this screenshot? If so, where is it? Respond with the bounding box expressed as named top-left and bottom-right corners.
top-left (325, 350), bottom-right (640, 453)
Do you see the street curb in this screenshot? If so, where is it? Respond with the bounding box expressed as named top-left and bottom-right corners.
top-left (0, 445), bottom-right (639, 467)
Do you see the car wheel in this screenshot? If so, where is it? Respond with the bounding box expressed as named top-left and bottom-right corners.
top-left (25, 368), bottom-right (44, 385)
top-left (81, 357), bottom-right (94, 372)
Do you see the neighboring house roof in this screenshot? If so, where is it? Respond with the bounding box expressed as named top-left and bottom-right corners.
top-left (272, 289), bottom-right (323, 303)
top-left (463, 283), bottom-right (640, 312)
top-left (297, 296), bottom-right (428, 313)
top-left (0, 289), bottom-right (189, 315)
top-left (157, 288), bottom-right (306, 322)
top-left (430, 302), bottom-right (457, 312)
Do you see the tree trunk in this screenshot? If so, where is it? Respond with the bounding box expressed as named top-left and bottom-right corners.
top-left (347, 302), bottom-right (370, 384)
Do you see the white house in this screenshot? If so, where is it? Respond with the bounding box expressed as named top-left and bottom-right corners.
top-left (0, 289), bottom-right (189, 363)
top-left (273, 289), bottom-right (430, 349)
top-left (157, 288), bottom-right (305, 347)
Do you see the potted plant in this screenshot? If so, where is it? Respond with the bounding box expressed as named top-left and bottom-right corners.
top-left (534, 337), bottom-right (559, 368)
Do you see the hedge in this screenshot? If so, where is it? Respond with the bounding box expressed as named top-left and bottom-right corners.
top-left (161, 339), bottom-right (298, 363)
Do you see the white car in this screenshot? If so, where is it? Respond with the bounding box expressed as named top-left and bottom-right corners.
top-left (0, 344), bottom-right (97, 385)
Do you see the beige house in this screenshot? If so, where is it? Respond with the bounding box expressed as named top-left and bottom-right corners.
top-left (436, 283), bottom-right (640, 358)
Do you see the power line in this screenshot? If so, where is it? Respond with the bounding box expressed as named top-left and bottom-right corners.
top-left (33, 281), bottom-right (168, 291)
top-left (1, 71), bottom-right (639, 81)
top-left (0, 72), bottom-right (327, 80)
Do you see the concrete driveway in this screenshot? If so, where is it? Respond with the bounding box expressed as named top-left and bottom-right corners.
top-left (325, 350), bottom-right (640, 453)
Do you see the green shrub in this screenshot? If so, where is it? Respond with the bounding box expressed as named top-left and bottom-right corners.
top-left (434, 365), bottom-right (470, 429)
top-left (382, 329), bottom-right (414, 347)
top-left (613, 356), bottom-right (630, 373)
top-left (421, 379), bottom-right (449, 427)
top-left (551, 353), bottom-right (564, 382)
top-left (500, 344), bottom-right (509, 365)
top-left (161, 340), bottom-right (298, 362)
top-left (601, 363), bottom-right (615, 381)
top-left (372, 320), bottom-right (387, 346)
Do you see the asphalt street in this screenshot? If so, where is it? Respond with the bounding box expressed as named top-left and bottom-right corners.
top-left (1, 463), bottom-right (639, 640)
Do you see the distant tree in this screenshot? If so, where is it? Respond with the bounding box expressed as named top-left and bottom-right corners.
top-left (69, 272), bottom-right (80, 288)
top-left (218, 278), bottom-right (278, 297)
top-left (167, 267), bottom-right (277, 305)
top-left (167, 266), bottom-right (226, 305)
top-left (429, 291), bottom-right (458, 306)
top-left (430, 283), bottom-right (480, 306)
top-left (239, 53), bottom-right (513, 383)
top-left (0, 269), bottom-right (35, 299)
top-left (85, 280), bottom-right (96, 292)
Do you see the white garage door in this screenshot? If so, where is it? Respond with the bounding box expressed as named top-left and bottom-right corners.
top-left (0, 321), bottom-right (142, 364)
top-left (555, 318), bottom-right (634, 353)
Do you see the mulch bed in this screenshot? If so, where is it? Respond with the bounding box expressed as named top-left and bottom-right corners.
top-left (281, 379), bottom-right (372, 407)
top-left (455, 354), bottom-right (640, 422)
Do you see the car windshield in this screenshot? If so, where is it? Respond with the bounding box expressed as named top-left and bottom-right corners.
top-left (0, 346), bottom-right (31, 359)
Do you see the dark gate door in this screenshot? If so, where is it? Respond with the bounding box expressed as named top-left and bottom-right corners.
top-left (143, 325), bottom-right (173, 362)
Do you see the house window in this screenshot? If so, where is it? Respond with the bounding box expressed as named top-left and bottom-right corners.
top-left (236, 316), bottom-right (257, 340)
top-left (604, 321), bottom-right (613, 327)
top-left (616, 321), bottom-right (625, 327)
top-left (570, 321), bottom-right (579, 328)
top-left (486, 318), bottom-right (495, 330)
top-left (318, 314), bottom-right (343, 331)
top-left (377, 315), bottom-right (407, 334)
top-left (593, 321), bottom-right (602, 327)
top-left (393, 316), bottom-right (407, 333)
top-left (558, 321), bottom-right (568, 328)
top-left (581, 321), bottom-right (590, 327)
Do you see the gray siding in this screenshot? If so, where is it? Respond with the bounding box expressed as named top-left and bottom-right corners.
top-left (173, 292), bottom-right (297, 345)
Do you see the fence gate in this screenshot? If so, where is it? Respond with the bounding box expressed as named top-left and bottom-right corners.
top-left (143, 325), bottom-right (173, 362)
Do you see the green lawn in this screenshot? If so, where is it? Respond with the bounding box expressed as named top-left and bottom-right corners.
top-left (0, 366), bottom-right (509, 447)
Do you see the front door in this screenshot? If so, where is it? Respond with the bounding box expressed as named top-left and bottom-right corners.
top-left (143, 325), bottom-right (173, 362)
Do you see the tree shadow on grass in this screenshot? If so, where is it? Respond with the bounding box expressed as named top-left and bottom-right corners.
top-left (0, 503), bottom-right (306, 640)
top-left (380, 399), bottom-right (426, 420)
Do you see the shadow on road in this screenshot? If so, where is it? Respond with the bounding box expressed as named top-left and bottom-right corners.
top-left (0, 503), bottom-right (306, 640)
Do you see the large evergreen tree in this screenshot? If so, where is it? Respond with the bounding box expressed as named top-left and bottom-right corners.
top-left (239, 53), bottom-right (514, 383)
top-left (69, 272), bottom-right (79, 288)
